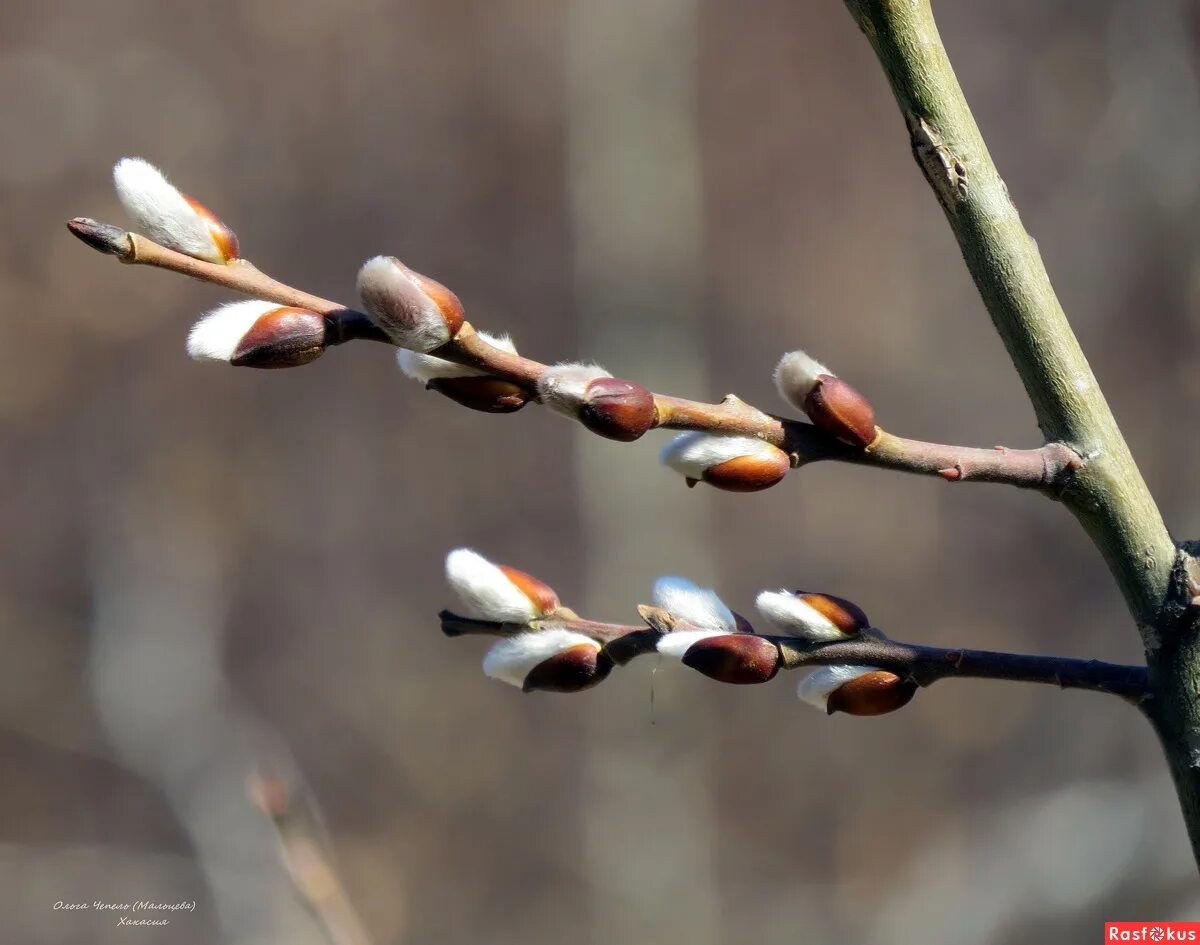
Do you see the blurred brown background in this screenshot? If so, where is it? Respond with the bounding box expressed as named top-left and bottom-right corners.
top-left (3, 0), bottom-right (1200, 942)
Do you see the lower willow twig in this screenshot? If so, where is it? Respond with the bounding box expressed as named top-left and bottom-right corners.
top-left (438, 611), bottom-right (1147, 703)
top-left (68, 218), bottom-right (1080, 494)
top-left (248, 771), bottom-right (375, 945)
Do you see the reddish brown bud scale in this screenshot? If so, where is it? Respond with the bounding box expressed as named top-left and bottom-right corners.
top-left (826, 671), bottom-right (916, 716)
top-left (793, 592), bottom-right (870, 635)
top-left (522, 644), bottom-right (613, 693)
top-left (804, 375), bottom-right (876, 448)
top-left (701, 453), bottom-right (789, 492)
top-left (427, 376), bottom-right (531, 413)
top-left (731, 610), bottom-right (756, 635)
top-left (579, 377), bottom-right (658, 441)
top-left (183, 194), bottom-right (239, 262)
top-left (498, 565), bottom-right (560, 615)
top-left (410, 270), bottom-right (465, 337)
top-left (232, 307), bottom-right (326, 368)
top-left (681, 634), bottom-right (781, 684)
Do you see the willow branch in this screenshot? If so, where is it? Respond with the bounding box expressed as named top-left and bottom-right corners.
top-left (248, 770), bottom-right (374, 945)
top-left (438, 611), bottom-right (1148, 702)
top-left (840, 0), bottom-right (1175, 629)
top-left (67, 217), bottom-right (1079, 493)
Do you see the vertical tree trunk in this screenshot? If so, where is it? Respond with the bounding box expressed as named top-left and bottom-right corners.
top-left (841, 0), bottom-right (1200, 869)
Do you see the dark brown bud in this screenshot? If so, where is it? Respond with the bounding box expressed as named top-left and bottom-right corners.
top-left (579, 377), bottom-right (658, 441)
top-left (233, 307), bottom-right (327, 368)
top-left (701, 452), bottom-right (790, 492)
top-left (804, 375), bottom-right (876, 448)
top-left (427, 376), bottom-right (531, 413)
top-left (66, 217), bottom-right (133, 257)
top-left (523, 644), bottom-right (614, 693)
top-left (498, 565), bottom-right (560, 615)
top-left (793, 592), bottom-right (870, 635)
top-left (826, 670), bottom-right (916, 716)
top-left (681, 634), bottom-right (781, 684)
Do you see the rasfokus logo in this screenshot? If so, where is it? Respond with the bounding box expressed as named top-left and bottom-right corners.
top-left (1106, 924), bottom-right (1200, 942)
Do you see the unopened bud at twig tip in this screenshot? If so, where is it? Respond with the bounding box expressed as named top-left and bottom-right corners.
top-left (66, 218), bottom-right (131, 257)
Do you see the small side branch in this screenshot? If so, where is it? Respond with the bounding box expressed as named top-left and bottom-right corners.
top-left (438, 611), bottom-right (1147, 703)
top-left (775, 637), bottom-right (1148, 702)
top-left (249, 771), bottom-right (374, 945)
top-left (68, 218), bottom-right (1080, 495)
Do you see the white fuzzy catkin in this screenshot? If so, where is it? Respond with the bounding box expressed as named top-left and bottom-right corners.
top-left (483, 630), bottom-right (600, 688)
top-left (396, 332), bottom-right (516, 383)
top-left (796, 664), bottom-right (877, 711)
top-left (652, 576), bottom-right (736, 632)
top-left (655, 629), bottom-right (727, 659)
top-left (357, 256), bottom-right (452, 353)
top-left (659, 432), bottom-right (779, 481)
top-left (186, 300), bottom-right (280, 362)
top-left (113, 158), bottom-right (228, 263)
top-left (536, 362), bottom-right (611, 417)
top-left (773, 349), bottom-right (830, 411)
top-left (445, 548), bottom-right (542, 623)
top-left (755, 590), bottom-right (848, 642)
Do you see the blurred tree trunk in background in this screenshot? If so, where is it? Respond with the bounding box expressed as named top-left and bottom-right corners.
top-left (567, 2), bottom-right (721, 942)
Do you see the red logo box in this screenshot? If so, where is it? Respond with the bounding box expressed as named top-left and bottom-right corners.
top-left (1106, 924), bottom-right (1200, 942)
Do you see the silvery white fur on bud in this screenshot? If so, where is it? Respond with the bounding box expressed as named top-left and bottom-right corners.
top-left (113, 158), bottom-right (237, 263)
top-left (659, 432), bottom-right (780, 481)
top-left (536, 363), bottom-right (612, 418)
top-left (482, 630), bottom-right (600, 688)
top-left (655, 629), bottom-right (729, 659)
top-left (445, 548), bottom-right (545, 623)
top-left (397, 332), bottom-right (517, 383)
top-left (755, 590), bottom-right (850, 642)
top-left (357, 256), bottom-right (455, 353)
top-left (773, 349), bottom-right (830, 411)
top-left (651, 576), bottom-right (737, 632)
top-left (186, 300), bottom-right (282, 363)
top-left (796, 664), bottom-right (877, 711)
